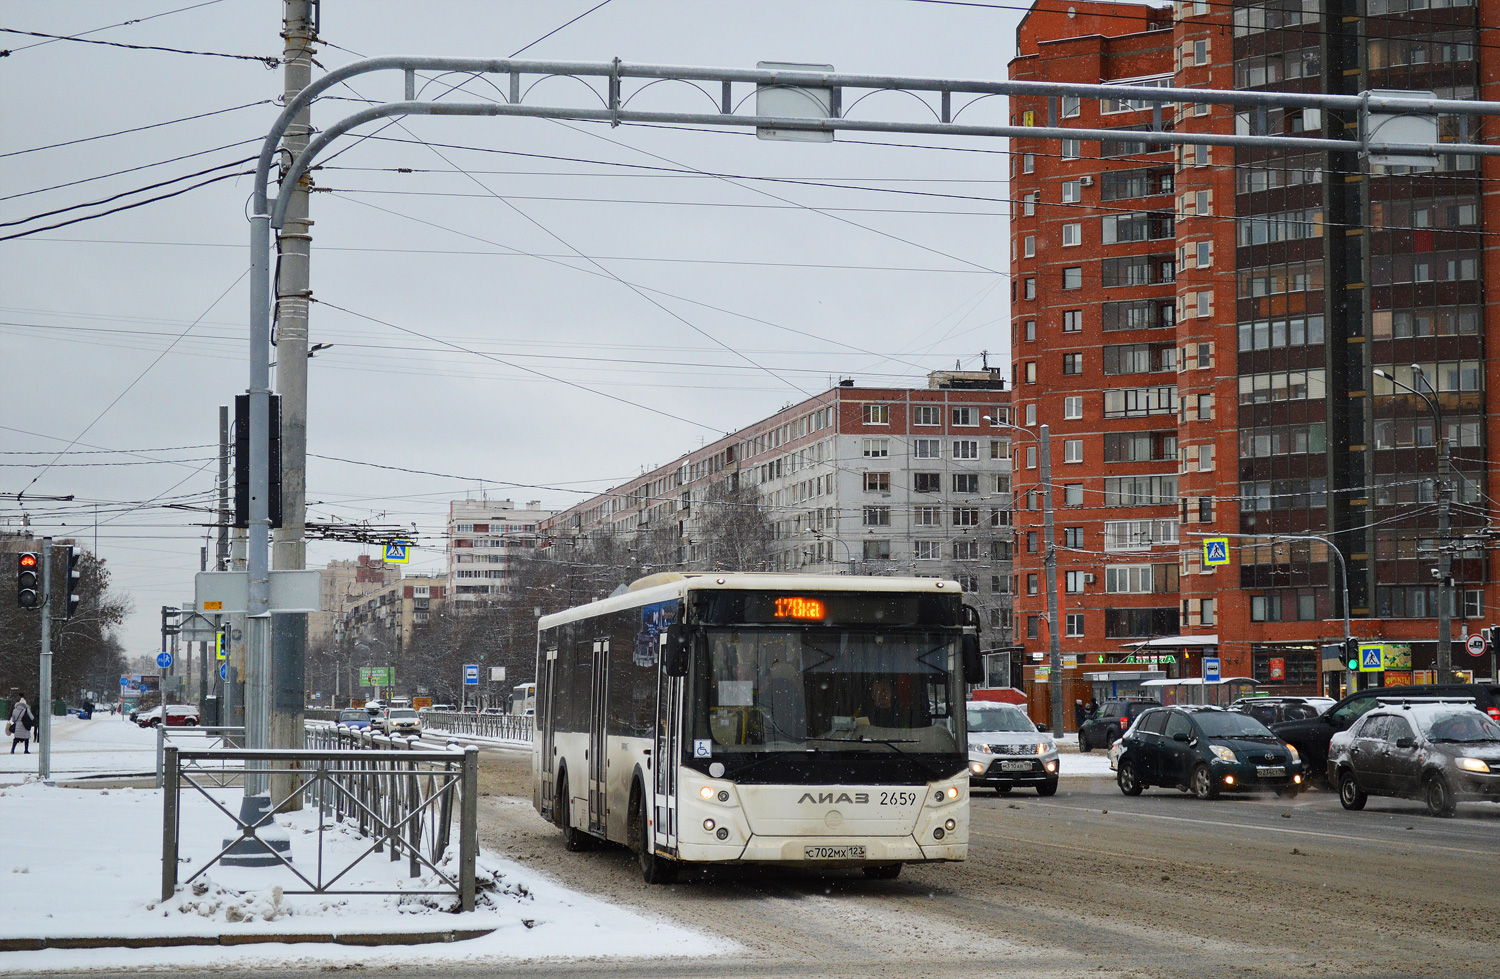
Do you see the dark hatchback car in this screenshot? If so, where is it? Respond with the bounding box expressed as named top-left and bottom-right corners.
top-left (1116, 706), bottom-right (1305, 799)
top-left (1271, 683), bottom-right (1500, 782)
top-left (1230, 696), bottom-right (1335, 728)
top-left (1329, 702), bottom-right (1500, 817)
top-left (1078, 699), bottom-right (1158, 752)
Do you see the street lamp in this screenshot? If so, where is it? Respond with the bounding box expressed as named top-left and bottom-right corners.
top-left (986, 415), bottom-right (1063, 738)
top-left (1373, 366), bottom-right (1453, 683)
top-left (806, 528), bottom-right (855, 575)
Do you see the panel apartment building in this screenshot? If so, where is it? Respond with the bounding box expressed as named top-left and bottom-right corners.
top-left (1008, 0), bottom-right (1496, 695)
top-left (544, 372), bottom-right (1017, 678)
top-left (447, 499), bottom-right (554, 607)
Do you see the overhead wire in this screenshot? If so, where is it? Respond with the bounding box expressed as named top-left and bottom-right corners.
top-left (1, 99), bottom-right (274, 158)
top-left (0, 27), bottom-right (278, 66)
top-left (0, 0), bottom-right (227, 54)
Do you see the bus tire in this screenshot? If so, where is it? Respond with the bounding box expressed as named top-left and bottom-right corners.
top-left (862, 863), bottom-right (902, 880)
top-left (559, 773), bottom-right (590, 852)
top-left (636, 786), bottom-right (678, 884)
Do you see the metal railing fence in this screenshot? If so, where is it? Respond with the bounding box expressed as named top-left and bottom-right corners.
top-left (161, 732), bottom-right (477, 910)
top-left (156, 725), bottom-right (245, 788)
top-left (420, 709), bottom-right (533, 742)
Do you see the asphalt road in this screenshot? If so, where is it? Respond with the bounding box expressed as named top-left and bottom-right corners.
top-left (59, 744), bottom-right (1500, 978)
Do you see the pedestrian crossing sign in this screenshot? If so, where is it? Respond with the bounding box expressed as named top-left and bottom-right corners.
top-left (1202, 538), bottom-right (1230, 566)
top-left (1358, 643), bottom-right (1386, 672)
top-left (383, 540), bottom-right (411, 564)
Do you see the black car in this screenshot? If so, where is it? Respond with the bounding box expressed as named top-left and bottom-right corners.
top-left (1116, 706), bottom-right (1305, 799)
top-left (1329, 701), bottom-right (1500, 817)
top-left (1271, 683), bottom-right (1500, 783)
top-left (1078, 699), bottom-right (1158, 752)
top-left (1230, 696), bottom-right (1335, 727)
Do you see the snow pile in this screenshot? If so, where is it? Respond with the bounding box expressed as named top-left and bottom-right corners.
top-left (0, 780), bottom-right (730, 973)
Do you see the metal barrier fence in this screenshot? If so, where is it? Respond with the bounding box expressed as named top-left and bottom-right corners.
top-left (420, 710), bottom-right (533, 742)
top-left (161, 729), bottom-right (478, 910)
top-left (156, 725), bottom-right (245, 788)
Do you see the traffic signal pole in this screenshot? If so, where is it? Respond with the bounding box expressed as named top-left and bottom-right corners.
top-left (38, 538), bottom-right (53, 782)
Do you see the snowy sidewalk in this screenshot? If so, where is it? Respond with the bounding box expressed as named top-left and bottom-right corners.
top-left (0, 714), bottom-right (157, 784)
top-left (0, 779), bottom-right (728, 973)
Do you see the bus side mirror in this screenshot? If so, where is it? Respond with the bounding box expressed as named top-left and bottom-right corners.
top-left (663, 623), bottom-right (689, 677)
top-left (962, 633), bottom-right (984, 684)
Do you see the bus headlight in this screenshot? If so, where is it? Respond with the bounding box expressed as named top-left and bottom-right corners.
top-left (703, 818), bottom-right (715, 831)
top-left (716, 827), bottom-right (730, 840)
top-left (946, 786), bottom-right (959, 800)
top-left (944, 818), bottom-right (956, 831)
top-left (933, 827), bottom-right (945, 840)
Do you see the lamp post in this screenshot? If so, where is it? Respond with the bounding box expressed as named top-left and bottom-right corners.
top-left (986, 416), bottom-right (1062, 737)
top-left (1373, 366), bottom-right (1452, 683)
top-left (808, 529), bottom-right (855, 575)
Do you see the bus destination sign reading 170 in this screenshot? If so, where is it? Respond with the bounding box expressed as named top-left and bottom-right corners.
top-left (773, 596), bottom-right (826, 621)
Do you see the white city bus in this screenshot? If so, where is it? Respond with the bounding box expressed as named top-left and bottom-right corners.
top-left (512, 681), bottom-right (536, 716)
top-left (533, 572), bottom-right (982, 883)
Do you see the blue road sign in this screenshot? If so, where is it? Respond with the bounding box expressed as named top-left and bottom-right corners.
top-left (1359, 644), bottom-right (1385, 672)
top-left (464, 664), bottom-right (480, 685)
top-left (119, 675), bottom-right (130, 687)
top-left (1202, 538), bottom-right (1230, 567)
top-left (1203, 656), bottom-right (1221, 683)
top-left (383, 540), bottom-right (411, 564)
top-left (156, 651), bottom-right (173, 669)
top-left (219, 662), bottom-right (228, 681)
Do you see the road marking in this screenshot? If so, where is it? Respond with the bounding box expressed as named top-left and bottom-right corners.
top-left (1019, 802), bottom-right (1500, 859)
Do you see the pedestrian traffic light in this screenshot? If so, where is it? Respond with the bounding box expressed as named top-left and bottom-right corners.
top-left (16, 553), bottom-right (39, 609)
top-left (1345, 637), bottom-right (1360, 672)
top-left (63, 546), bottom-right (81, 619)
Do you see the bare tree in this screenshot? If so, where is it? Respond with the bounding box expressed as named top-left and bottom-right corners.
top-left (693, 478), bottom-right (774, 572)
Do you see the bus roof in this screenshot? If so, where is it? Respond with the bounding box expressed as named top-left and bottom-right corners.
top-left (537, 572), bottom-right (962, 631)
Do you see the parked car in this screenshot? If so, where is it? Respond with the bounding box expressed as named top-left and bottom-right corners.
top-left (1329, 700), bottom-right (1500, 817)
top-left (337, 708), bottom-right (372, 730)
top-left (966, 701), bottom-right (1058, 795)
top-left (1230, 696), bottom-right (1336, 727)
top-left (431, 703), bottom-right (455, 713)
top-left (1271, 683), bottom-right (1500, 783)
top-left (1078, 699), bottom-right (1158, 752)
top-left (1116, 705), bottom-right (1304, 799)
top-left (380, 707), bottom-right (422, 736)
top-left (134, 706), bottom-right (163, 728)
top-left (163, 705), bottom-right (199, 727)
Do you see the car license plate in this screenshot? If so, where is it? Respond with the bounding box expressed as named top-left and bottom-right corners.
top-left (1001, 761), bottom-right (1033, 772)
top-left (804, 845), bottom-right (865, 860)
top-left (1257, 765), bottom-right (1286, 778)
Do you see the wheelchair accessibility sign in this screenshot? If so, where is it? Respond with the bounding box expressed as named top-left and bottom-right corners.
top-left (1202, 538), bottom-right (1230, 567)
top-left (383, 540), bottom-right (412, 564)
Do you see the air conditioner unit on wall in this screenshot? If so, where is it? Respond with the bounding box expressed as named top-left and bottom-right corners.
top-left (1083, 573), bottom-right (1096, 584)
top-left (1079, 175), bottom-right (1095, 186)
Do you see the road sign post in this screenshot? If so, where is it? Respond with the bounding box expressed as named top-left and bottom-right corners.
top-left (1465, 634), bottom-right (1487, 658)
top-left (1203, 657), bottom-right (1221, 683)
top-left (464, 664), bottom-right (480, 686)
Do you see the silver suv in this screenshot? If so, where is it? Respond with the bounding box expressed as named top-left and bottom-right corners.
top-left (966, 701), bottom-right (1058, 796)
top-left (1329, 700), bottom-right (1500, 817)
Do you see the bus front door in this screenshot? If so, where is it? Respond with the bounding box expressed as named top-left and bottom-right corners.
top-left (538, 645), bottom-right (558, 821)
top-left (589, 638), bottom-right (609, 836)
top-left (653, 668), bottom-right (682, 852)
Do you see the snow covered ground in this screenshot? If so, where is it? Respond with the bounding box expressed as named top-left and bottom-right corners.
top-left (0, 713), bottom-right (158, 783)
top-left (0, 722), bottom-right (731, 973)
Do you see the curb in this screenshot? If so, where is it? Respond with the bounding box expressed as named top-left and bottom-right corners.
top-left (0, 928), bottom-right (495, 952)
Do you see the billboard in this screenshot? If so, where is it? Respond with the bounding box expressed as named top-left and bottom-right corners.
top-left (121, 674), bottom-right (161, 699)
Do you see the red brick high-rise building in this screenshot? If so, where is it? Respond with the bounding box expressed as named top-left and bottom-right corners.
top-left (1009, 0), bottom-right (1498, 722)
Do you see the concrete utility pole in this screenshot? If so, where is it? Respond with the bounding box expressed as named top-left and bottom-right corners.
top-left (38, 538), bottom-right (53, 781)
top-left (1038, 426), bottom-right (1063, 738)
top-left (270, 0), bottom-right (317, 810)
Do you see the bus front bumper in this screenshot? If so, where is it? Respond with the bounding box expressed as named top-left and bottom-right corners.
top-left (676, 836), bottom-right (967, 864)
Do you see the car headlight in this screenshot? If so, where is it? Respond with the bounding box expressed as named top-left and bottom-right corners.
top-left (969, 743), bottom-right (992, 754)
top-left (1456, 756), bottom-right (1491, 773)
top-left (1211, 745), bottom-right (1238, 764)
top-left (1285, 744), bottom-right (1300, 764)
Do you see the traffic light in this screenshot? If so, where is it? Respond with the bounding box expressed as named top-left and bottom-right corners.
top-left (16, 553), bottom-right (39, 609)
top-left (1345, 636), bottom-right (1360, 672)
top-left (63, 546), bottom-right (81, 619)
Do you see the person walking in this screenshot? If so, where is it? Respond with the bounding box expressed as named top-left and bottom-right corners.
top-left (9, 695), bottom-right (36, 754)
top-left (1073, 699), bottom-right (1086, 732)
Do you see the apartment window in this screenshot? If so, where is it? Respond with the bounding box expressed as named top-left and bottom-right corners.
top-left (862, 438), bottom-right (889, 458)
top-left (1193, 39), bottom-right (1208, 65)
top-left (914, 438), bottom-right (941, 459)
top-left (994, 474), bottom-right (1011, 494)
top-left (1023, 154), bottom-right (1035, 173)
top-left (1198, 497), bottom-right (1213, 523)
top-left (1062, 138), bottom-right (1080, 159)
top-left (863, 472), bottom-right (890, 492)
top-left (1027, 532), bottom-right (1038, 554)
top-left (953, 507), bottom-right (981, 526)
top-left (1064, 527), bottom-right (1083, 548)
top-left (863, 403), bottom-right (890, 425)
top-left (952, 406), bottom-right (978, 427)
top-left (992, 575), bottom-right (1007, 594)
top-left (1064, 439), bottom-right (1083, 463)
top-left (1024, 278), bottom-right (1036, 300)
top-left (1065, 571), bottom-right (1087, 594)
top-left (1200, 597), bottom-right (1216, 626)
top-left (1062, 95), bottom-right (1081, 118)
top-left (1025, 319), bottom-right (1037, 341)
top-left (1196, 290), bottom-right (1213, 318)
top-left (1027, 615), bottom-right (1040, 639)
top-left (1196, 444), bottom-right (1215, 470)
top-left (956, 574), bottom-right (980, 593)
top-left (1195, 190), bottom-right (1211, 215)
top-left (914, 540), bottom-right (940, 560)
top-left (914, 472), bottom-right (941, 493)
top-left (1062, 222), bottom-right (1082, 247)
top-left (1062, 353), bottom-right (1082, 376)
top-left (1064, 396), bottom-right (1083, 419)
top-left (1196, 393), bottom-right (1212, 420)
top-left (1063, 267), bottom-right (1083, 289)
top-left (1022, 192), bottom-right (1036, 216)
top-left (953, 440), bottom-right (979, 460)
top-left (953, 473), bottom-right (979, 494)
top-left (1196, 241), bottom-right (1211, 268)
top-left (913, 404), bottom-right (941, 426)
top-left (954, 540), bottom-right (979, 560)
top-left (1063, 309), bottom-right (1082, 332)
top-left (1024, 235), bottom-right (1036, 258)
top-left (1027, 573), bottom-right (1039, 594)
top-left (1027, 490), bottom-right (1040, 511)
top-left (1065, 483), bottom-right (1084, 506)
top-left (1062, 179), bottom-right (1082, 203)
top-left (914, 506), bottom-right (942, 526)
top-left (1024, 362), bottom-right (1037, 385)
top-left (863, 540), bottom-right (891, 561)
top-left (990, 439), bottom-right (1009, 459)
top-left (1025, 403), bottom-right (1037, 426)
top-left (1025, 445), bottom-right (1037, 469)
top-left (1065, 612), bottom-right (1085, 637)
top-left (863, 506), bottom-right (891, 526)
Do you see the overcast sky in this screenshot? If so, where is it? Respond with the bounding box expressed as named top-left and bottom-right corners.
top-left (1, 0), bottom-right (1024, 657)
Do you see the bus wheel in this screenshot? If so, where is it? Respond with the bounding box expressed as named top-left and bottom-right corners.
top-left (862, 863), bottom-right (902, 880)
top-left (636, 789), bottom-right (678, 884)
top-left (559, 774), bottom-right (590, 852)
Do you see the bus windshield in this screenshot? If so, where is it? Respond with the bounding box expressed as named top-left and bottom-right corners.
top-left (692, 627), bottom-right (959, 754)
